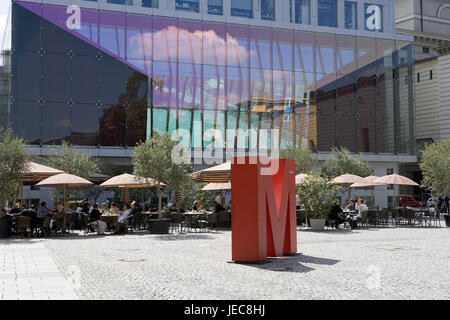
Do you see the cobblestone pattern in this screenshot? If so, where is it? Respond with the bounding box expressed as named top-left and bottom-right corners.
top-left (40, 227), bottom-right (450, 300)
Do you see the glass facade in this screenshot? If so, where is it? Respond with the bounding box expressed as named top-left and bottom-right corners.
top-left (10, 1), bottom-right (415, 155)
top-left (294, 0), bottom-right (310, 25)
top-left (231, 0), bottom-right (253, 19)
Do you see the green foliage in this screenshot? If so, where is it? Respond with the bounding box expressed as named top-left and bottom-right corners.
top-left (419, 139), bottom-right (450, 198)
top-left (178, 180), bottom-right (213, 211)
top-left (297, 170), bottom-right (339, 219)
top-left (0, 129), bottom-right (29, 216)
top-left (324, 147), bottom-right (374, 178)
top-left (46, 141), bottom-right (99, 202)
top-left (280, 147), bottom-right (317, 174)
top-left (132, 133), bottom-right (191, 216)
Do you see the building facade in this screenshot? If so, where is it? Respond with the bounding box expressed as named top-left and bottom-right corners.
top-left (0, 50), bottom-right (11, 130)
top-left (9, 0), bottom-right (416, 208)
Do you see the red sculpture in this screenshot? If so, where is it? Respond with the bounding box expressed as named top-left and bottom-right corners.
top-left (231, 157), bottom-right (297, 262)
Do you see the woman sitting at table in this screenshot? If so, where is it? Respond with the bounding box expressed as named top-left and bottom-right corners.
top-left (114, 203), bottom-right (132, 234)
top-left (193, 200), bottom-right (206, 213)
top-left (110, 202), bottom-right (119, 215)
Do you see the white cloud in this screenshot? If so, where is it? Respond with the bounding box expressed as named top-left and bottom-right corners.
top-left (0, 13), bottom-right (11, 50)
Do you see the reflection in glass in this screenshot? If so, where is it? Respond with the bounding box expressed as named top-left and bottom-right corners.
top-left (318, 0), bottom-right (337, 28)
top-left (231, 0), bottom-right (253, 18)
top-left (42, 102), bottom-right (71, 145)
top-left (71, 104), bottom-right (98, 146)
top-left (294, 0), bottom-right (310, 24)
top-left (261, 0), bottom-right (275, 21)
top-left (208, 0), bottom-right (223, 15)
top-left (176, 0), bottom-right (200, 13)
top-left (345, 1), bottom-right (357, 29)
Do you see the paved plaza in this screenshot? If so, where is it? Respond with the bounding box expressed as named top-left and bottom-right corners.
top-left (1, 227), bottom-right (449, 300)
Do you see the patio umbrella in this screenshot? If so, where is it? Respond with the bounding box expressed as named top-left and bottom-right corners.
top-left (20, 161), bottom-right (65, 201)
top-left (100, 173), bottom-right (165, 203)
top-left (295, 174), bottom-right (310, 185)
top-left (373, 174), bottom-right (419, 208)
top-left (201, 182), bottom-right (231, 191)
top-left (191, 161), bottom-right (231, 183)
top-left (331, 174), bottom-right (367, 203)
top-left (350, 176), bottom-right (388, 207)
top-left (36, 173), bottom-right (93, 205)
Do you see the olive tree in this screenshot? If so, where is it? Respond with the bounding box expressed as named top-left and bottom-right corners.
top-left (133, 133), bottom-right (191, 218)
top-left (280, 147), bottom-right (317, 174)
top-left (0, 130), bottom-right (29, 217)
top-left (324, 147), bottom-right (374, 178)
top-left (419, 138), bottom-right (450, 199)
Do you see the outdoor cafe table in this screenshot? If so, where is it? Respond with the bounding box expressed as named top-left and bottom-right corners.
top-left (100, 214), bottom-right (120, 230)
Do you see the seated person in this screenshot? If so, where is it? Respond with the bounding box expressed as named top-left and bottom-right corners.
top-left (347, 200), bottom-right (369, 229)
top-left (214, 193), bottom-right (225, 213)
top-left (346, 200), bottom-right (356, 211)
top-left (50, 202), bottom-right (67, 234)
top-left (114, 203), bottom-right (132, 234)
top-left (130, 201), bottom-right (141, 217)
top-left (328, 200), bottom-right (345, 228)
top-left (20, 205), bottom-right (37, 235)
top-left (88, 203), bottom-right (107, 235)
top-left (193, 200), bottom-right (206, 213)
top-left (110, 202), bottom-right (119, 215)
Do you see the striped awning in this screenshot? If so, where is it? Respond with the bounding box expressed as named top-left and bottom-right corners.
top-left (201, 182), bottom-right (231, 191)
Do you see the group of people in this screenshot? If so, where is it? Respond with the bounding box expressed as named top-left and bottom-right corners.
top-left (328, 199), bottom-right (369, 229)
top-left (192, 191), bottom-right (229, 213)
top-left (3, 200), bottom-right (144, 236)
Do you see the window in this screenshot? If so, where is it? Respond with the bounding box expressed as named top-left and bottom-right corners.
top-left (345, 1), bottom-right (357, 29)
top-left (231, 0), bottom-right (253, 18)
top-left (318, 0), bottom-right (337, 28)
top-left (364, 4), bottom-right (383, 32)
top-left (208, 0), bottom-right (223, 15)
top-left (430, 70), bottom-right (433, 80)
top-left (176, 0), bottom-right (199, 13)
top-left (261, 0), bottom-right (275, 21)
top-left (107, 0), bottom-right (133, 4)
top-left (387, 168), bottom-right (393, 190)
top-left (422, 47), bottom-right (430, 54)
top-left (294, 0), bottom-right (310, 24)
top-left (142, 0), bottom-right (158, 8)
top-left (417, 73), bottom-right (420, 83)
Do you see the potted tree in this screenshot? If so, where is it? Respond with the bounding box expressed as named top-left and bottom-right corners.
top-left (133, 133), bottom-right (191, 234)
top-left (298, 170), bottom-right (339, 231)
top-left (0, 130), bottom-right (29, 238)
top-left (419, 139), bottom-right (450, 227)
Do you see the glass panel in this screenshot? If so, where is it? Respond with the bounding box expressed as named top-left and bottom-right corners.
top-left (178, 109), bottom-right (192, 148)
top-left (71, 8), bottom-right (100, 56)
top-left (191, 109), bottom-right (202, 148)
top-left (13, 51), bottom-right (41, 101)
top-left (178, 20), bottom-right (202, 65)
top-left (203, 22), bottom-right (226, 66)
top-left (316, 33), bottom-right (336, 86)
top-left (203, 65), bottom-right (226, 111)
top-left (71, 104), bottom-right (98, 146)
top-left (178, 63), bottom-right (202, 110)
top-left (336, 73), bottom-right (356, 152)
top-left (42, 53), bottom-right (70, 103)
top-left (250, 27), bottom-right (272, 70)
top-left (152, 17), bottom-right (177, 62)
top-left (126, 73), bottom-right (148, 147)
top-left (203, 110), bottom-right (215, 148)
top-left (273, 29), bottom-right (293, 71)
top-left (42, 5), bottom-right (75, 54)
top-left (142, 0), bottom-right (159, 8)
top-left (294, 72), bottom-right (315, 149)
top-left (99, 101), bottom-right (125, 147)
top-left (231, 0), bottom-right (253, 19)
top-left (153, 61), bottom-right (177, 109)
top-left (99, 11), bottom-right (126, 59)
top-left (318, 0), bottom-right (337, 28)
top-left (345, 1), bottom-right (357, 30)
top-left (12, 2), bottom-right (41, 52)
top-left (42, 102), bottom-right (71, 145)
top-left (295, 0), bottom-right (310, 24)
top-left (72, 55), bottom-right (98, 104)
top-left (261, 0), bottom-right (275, 21)
top-left (316, 76), bottom-right (335, 152)
top-left (11, 101), bottom-right (41, 145)
top-left (250, 69), bottom-right (271, 102)
top-left (337, 35), bottom-right (356, 77)
top-left (227, 25), bottom-right (249, 68)
top-left (295, 31), bottom-right (315, 73)
top-left (126, 14), bottom-right (152, 62)
top-left (152, 108), bottom-right (168, 136)
top-left (227, 66), bottom-right (250, 115)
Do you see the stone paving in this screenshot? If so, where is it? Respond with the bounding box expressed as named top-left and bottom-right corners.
top-left (1, 227), bottom-right (449, 300)
top-left (0, 239), bottom-right (78, 300)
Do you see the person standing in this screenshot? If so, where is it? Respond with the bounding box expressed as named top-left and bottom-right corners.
top-left (214, 191), bottom-right (225, 212)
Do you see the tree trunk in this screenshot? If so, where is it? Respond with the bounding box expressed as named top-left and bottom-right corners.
top-left (157, 182), bottom-right (162, 219)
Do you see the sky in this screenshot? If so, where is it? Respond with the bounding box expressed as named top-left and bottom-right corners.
top-left (0, 0), bottom-right (11, 51)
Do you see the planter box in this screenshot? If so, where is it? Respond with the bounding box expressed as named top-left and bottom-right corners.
top-left (310, 218), bottom-right (326, 231)
top-left (444, 215), bottom-right (450, 228)
top-left (0, 219), bottom-right (10, 238)
top-left (148, 219), bottom-right (171, 234)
